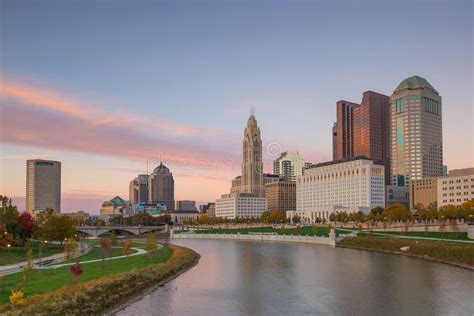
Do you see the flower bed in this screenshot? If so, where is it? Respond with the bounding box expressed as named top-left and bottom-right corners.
top-left (0, 245), bottom-right (199, 315)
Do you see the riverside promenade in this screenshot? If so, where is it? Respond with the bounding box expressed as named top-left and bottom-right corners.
top-left (0, 242), bottom-right (92, 276)
top-left (170, 229), bottom-right (352, 247)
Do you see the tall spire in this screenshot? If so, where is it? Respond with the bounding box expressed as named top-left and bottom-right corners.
top-left (250, 105), bottom-right (255, 116)
top-left (242, 109), bottom-right (263, 197)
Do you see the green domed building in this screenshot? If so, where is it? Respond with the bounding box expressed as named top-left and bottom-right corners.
top-left (390, 76), bottom-right (443, 191)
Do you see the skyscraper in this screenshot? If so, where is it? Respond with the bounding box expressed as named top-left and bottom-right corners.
top-left (333, 100), bottom-right (359, 160)
top-left (390, 76), bottom-right (443, 187)
top-left (273, 151), bottom-right (307, 182)
top-left (148, 162), bottom-right (175, 210)
top-left (241, 111), bottom-right (264, 197)
top-left (26, 159), bottom-right (61, 213)
top-left (332, 91), bottom-right (390, 183)
top-left (129, 174), bottom-right (149, 205)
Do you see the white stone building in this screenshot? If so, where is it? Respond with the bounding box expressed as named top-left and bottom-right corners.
top-left (215, 193), bottom-right (267, 219)
top-left (293, 157), bottom-right (385, 223)
top-left (437, 168), bottom-right (474, 208)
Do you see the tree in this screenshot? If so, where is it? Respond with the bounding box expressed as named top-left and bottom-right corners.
top-left (0, 224), bottom-right (13, 251)
top-left (449, 219), bottom-right (459, 238)
top-left (110, 231), bottom-right (118, 247)
top-left (69, 261), bottom-right (83, 285)
top-left (383, 204), bottom-right (413, 222)
top-left (99, 237), bottom-right (112, 271)
top-left (312, 224), bottom-right (318, 236)
top-left (122, 239), bottom-right (134, 259)
top-left (295, 225), bottom-right (302, 235)
top-left (329, 213), bottom-right (336, 222)
top-left (34, 209), bottom-right (76, 244)
top-left (292, 215), bottom-right (301, 224)
top-left (64, 238), bottom-right (78, 260)
top-left (22, 242), bottom-right (33, 285)
top-left (0, 196), bottom-right (20, 239)
top-left (370, 207), bottom-right (384, 216)
top-left (145, 232), bottom-right (159, 262)
top-left (18, 212), bottom-right (34, 240)
top-left (439, 219), bottom-right (446, 239)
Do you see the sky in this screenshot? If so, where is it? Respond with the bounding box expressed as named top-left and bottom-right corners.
top-left (1, 0), bottom-right (473, 214)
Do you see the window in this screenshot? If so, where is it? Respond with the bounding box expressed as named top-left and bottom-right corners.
top-left (396, 99), bottom-right (404, 113)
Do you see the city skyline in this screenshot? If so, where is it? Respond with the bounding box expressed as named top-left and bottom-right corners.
top-left (1, 1), bottom-right (473, 212)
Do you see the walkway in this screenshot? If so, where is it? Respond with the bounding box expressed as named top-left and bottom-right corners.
top-left (0, 242), bottom-right (93, 276)
top-left (39, 245), bottom-right (158, 269)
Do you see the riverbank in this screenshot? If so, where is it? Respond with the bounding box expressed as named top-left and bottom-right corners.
top-left (0, 244), bottom-right (199, 315)
top-left (337, 236), bottom-right (474, 269)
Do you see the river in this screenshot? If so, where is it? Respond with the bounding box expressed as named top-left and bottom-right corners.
top-left (117, 239), bottom-right (473, 315)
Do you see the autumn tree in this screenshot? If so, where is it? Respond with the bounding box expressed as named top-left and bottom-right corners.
top-left (69, 261), bottom-right (83, 285)
top-left (18, 212), bottom-right (34, 240)
top-left (64, 238), bottom-right (78, 260)
top-left (122, 239), bottom-right (134, 259)
top-left (110, 231), bottom-right (118, 247)
top-left (449, 219), bottom-right (459, 238)
top-left (99, 237), bottom-right (112, 271)
top-left (312, 224), bottom-right (318, 236)
top-left (33, 209), bottom-right (76, 244)
top-left (145, 232), bottom-right (159, 262)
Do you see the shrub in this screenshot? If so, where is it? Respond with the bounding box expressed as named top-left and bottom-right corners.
top-left (0, 245), bottom-right (199, 315)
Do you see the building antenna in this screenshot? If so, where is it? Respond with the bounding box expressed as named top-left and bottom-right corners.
top-left (251, 105), bottom-right (255, 116)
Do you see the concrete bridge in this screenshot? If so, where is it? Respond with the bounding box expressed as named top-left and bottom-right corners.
top-left (76, 225), bottom-right (168, 237)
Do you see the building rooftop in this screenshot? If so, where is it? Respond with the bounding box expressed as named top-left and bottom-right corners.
top-left (307, 156), bottom-right (373, 169)
top-left (394, 76), bottom-right (436, 93)
top-left (153, 162), bottom-right (170, 174)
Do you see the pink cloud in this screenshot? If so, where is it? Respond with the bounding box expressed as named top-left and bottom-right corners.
top-left (0, 80), bottom-right (236, 139)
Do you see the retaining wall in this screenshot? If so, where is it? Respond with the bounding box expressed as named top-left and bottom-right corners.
top-left (171, 231), bottom-right (345, 247)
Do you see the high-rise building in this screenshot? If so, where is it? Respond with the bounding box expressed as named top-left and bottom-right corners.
top-left (390, 76), bottom-right (443, 187)
top-left (410, 177), bottom-right (438, 209)
top-left (175, 200), bottom-right (197, 212)
top-left (333, 100), bottom-right (359, 160)
top-left (26, 159), bottom-right (61, 213)
top-left (265, 181), bottom-right (296, 211)
top-left (332, 91), bottom-right (390, 184)
top-left (437, 168), bottom-right (474, 208)
top-left (129, 174), bottom-right (149, 205)
top-left (148, 162), bottom-right (175, 211)
top-left (216, 193), bottom-right (267, 219)
top-left (241, 112), bottom-right (264, 197)
top-left (293, 157), bottom-right (385, 223)
top-left (273, 151), bottom-right (307, 182)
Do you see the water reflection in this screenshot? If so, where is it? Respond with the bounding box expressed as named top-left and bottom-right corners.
top-left (117, 240), bottom-right (473, 316)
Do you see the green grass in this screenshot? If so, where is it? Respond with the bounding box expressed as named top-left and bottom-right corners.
top-left (0, 242), bottom-right (63, 265)
top-left (338, 236), bottom-right (474, 266)
top-left (357, 230), bottom-right (470, 241)
top-left (62, 245), bottom-right (137, 264)
top-left (0, 246), bottom-right (173, 305)
top-left (195, 226), bottom-right (347, 237)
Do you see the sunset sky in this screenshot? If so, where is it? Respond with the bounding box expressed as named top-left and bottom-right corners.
top-left (1, 0), bottom-right (473, 213)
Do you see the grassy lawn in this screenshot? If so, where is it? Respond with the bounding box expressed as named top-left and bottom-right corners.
top-left (195, 226), bottom-right (347, 236)
top-left (338, 236), bottom-right (474, 267)
top-left (354, 230), bottom-right (470, 241)
top-left (0, 246), bottom-right (172, 305)
top-left (62, 245), bottom-right (137, 264)
top-left (0, 242), bottom-right (63, 265)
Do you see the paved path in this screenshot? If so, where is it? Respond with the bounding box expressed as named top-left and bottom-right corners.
top-left (38, 245), bottom-right (157, 269)
top-left (0, 242), bottom-right (93, 276)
